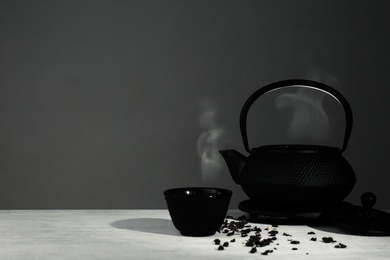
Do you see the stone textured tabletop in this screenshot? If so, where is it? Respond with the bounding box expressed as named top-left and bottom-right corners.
top-left (0, 209), bottom-right (389, 259)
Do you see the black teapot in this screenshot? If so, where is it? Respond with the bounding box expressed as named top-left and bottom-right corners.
top-left (220, 79), bottom-right (356, 211)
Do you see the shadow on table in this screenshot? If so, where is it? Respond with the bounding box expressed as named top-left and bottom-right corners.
top-left (111, 218), bottom-right (181, 236)
top-left (308, 224), bottom-right (365, 236)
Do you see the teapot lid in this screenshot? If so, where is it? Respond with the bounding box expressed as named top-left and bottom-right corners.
top-left (320, 192), bottom-right (390, 236)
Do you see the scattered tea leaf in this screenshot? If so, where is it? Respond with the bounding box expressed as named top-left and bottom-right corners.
top-left (322, 237), bottom-right (336, 243)
top-left (335, 243), bottom-right (347, 249)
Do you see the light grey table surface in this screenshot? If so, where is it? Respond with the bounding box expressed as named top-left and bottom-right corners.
top-left (0, 209), bottom-right (389, 260)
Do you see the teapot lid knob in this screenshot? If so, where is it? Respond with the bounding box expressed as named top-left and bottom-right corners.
top-left (321, 191), bottom-right (390, 235)
top-left (361, 192), bottom-right (376, 209)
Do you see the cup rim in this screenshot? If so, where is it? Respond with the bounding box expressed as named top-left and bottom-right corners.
top-left (164, 187), bottom-right (232, 198)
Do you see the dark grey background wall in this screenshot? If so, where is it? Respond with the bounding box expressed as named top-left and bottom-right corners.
top-left (1, 0), bottom-right (389, 209)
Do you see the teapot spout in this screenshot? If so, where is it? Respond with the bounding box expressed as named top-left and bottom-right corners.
top-left (219, 149), bottom-right (247, 185)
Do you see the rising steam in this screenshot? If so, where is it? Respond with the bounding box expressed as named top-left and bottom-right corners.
top-left (275, 87), bottom-right (330, 140)
top-left (196, 98), bottom-right (224, 182)
top-left (275, 68), bottom-right (337, 141)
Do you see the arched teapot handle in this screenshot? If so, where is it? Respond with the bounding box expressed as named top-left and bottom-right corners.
top-left (240, 79), bottom-right (353, 153)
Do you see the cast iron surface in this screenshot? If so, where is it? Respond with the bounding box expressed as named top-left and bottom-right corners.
top-left (239, 199), bottom-right (323, 225)
top-left (320, 192), bottom-right (390, 236)
top-left (220, 79), bottom-right (356, 210)
top-left (164, 187), bottom-right (232, 236)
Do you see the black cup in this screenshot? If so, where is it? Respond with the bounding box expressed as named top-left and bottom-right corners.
top-left (164, 187), bottom-right (232, 236)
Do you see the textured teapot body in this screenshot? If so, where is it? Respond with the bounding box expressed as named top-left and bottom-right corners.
top-left (220, 80), bottom-right (356, 211)
top-left (238, 145), bottom-right (356, 209)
